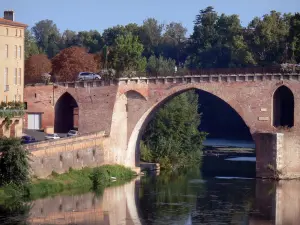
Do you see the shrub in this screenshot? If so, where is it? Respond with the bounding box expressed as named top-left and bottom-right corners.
top-left (0, 138), bottom-right (30, 185)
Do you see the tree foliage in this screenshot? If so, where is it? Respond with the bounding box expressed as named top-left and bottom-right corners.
top-left (147, 55), bottom-right (176, 76)
top-left (142, 91), bottom-right (207, 170)
top-left (51, 47), bottom-right (97, 82)
top-left (25, 7), bottom-right (300, 81)
top-left (112, 33), bottom-right (147, 76)
top-left (0, 138), bottom-right (30, 185)
top-left (25, 54), bottom-right (52, 84)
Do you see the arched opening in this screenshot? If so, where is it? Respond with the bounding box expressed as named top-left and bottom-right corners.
top-left (273, 86), bottom-right (294, 128)
top-left (126, 88), bottom-right (254, 177)
top-left (54, 92), bottom-right (78, 133)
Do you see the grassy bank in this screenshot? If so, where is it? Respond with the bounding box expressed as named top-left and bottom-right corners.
top-left (0, 165), bottom-right (136, 201)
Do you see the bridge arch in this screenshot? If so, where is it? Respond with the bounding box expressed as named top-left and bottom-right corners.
top-left (54, 92), bottom-right (79, 133)
top-left (125, 85), bottom-right (252, 167)
top-left (272, 85), bottom-right (294, 128)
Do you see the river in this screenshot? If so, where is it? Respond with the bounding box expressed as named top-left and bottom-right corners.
top-left (1, 139), bottom-right (300, 225)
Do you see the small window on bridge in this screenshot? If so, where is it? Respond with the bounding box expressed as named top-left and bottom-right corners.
top-left (273, 86), bottom-right (294, 128)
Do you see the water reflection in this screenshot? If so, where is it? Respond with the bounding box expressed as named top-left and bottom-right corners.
top-left (27, 179), bottom-right (141, 225)
top-left (1, 174), bottom-right (300, 224)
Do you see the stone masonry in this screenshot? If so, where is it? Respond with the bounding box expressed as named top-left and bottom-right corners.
top-left (25, 72), bottom-right (300, 179)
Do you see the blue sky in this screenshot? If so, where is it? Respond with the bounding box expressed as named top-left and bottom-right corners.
top-left (2, 0), bottom-right (300, 34)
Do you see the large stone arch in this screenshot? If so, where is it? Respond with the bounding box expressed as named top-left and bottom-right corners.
top-left (54, 92), bottom-right (79, 133)
top-left (125, 85), bottom-right (253, 167)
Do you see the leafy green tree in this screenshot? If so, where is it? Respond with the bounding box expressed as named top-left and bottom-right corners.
top-left (147, 55), bottom-right (176, 76)
top-left (160, 22), bottom-right (187, 64)
top-left (112, 33), bottom-right (147, 76)
top-left (24, 29), bottom-right (42, 60)
top-left (140, 18), bottom-right (164, 58)
top-left (247, 11), bottom-right (291, 65)
top-left (0, 138), bottom-right (30, 185)
top-left (74, 30), bottom-right (103, 53)
top-left (186, 6), bottom-right (219, 68)
top-left (32, 20), bottom-right (61, 58)
top-left (289, 13), bottom-right (300, 62)
top-left (60, 29), bottom-right (77, 49)
top-left (142, 91), bottom-right (207, 170)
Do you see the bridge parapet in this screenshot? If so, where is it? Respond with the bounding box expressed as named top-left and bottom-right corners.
top-left (54, 72), bottom-right (300, 88)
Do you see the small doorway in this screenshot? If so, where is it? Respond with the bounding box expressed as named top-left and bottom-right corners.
top-left (27, 113), bottom-right (41, 130)
top-left (273, 86), bottom-right (294, 128)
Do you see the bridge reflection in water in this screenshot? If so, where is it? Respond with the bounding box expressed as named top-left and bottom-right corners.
top-left (27, 179), bottom-right (300, 225)
top-left (27, 179), bottom-right (142, 225)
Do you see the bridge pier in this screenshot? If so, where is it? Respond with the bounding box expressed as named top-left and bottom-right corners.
top-left (255, 132), bottom-right (300, 179)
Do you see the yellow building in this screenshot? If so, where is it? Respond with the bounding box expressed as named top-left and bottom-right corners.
top-left (0, 10), bottom-right (27, 137)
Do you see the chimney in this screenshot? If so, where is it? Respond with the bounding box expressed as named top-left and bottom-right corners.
top-left (4, 10), bottom-right (15, 21)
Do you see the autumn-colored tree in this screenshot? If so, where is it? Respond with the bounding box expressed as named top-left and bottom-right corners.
top-left (51, 46), bottom-right (97, 81)
top-left (25, 54), bottom-right (52, 84)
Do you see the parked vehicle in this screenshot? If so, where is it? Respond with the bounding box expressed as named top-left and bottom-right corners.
top-left (45, 133), bottom-right (60, 140)
top-left (21, 135), bottom-right (36, 144)
top-left (67, 130), bottom-right (78, 137)
top-left (77, 72), bottom-right (101, 81)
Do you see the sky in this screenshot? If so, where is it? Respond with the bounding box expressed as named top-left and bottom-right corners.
top-left (1, 0), bottom-right (300, 34)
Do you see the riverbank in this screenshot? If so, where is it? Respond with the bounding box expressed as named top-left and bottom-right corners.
top-left (0, 165), bottom-right (136, 201)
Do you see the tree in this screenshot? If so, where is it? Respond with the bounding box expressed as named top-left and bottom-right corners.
top-left (160, 22), bottom-right (187, 64)
top-left (52, 47), bottom-right (97, 82)
top-left (60, 29), bottom-right (77, 49)
top-left (142, 91), bottom-right (207, 170)
top-left (0, 138), bottom-right (30, 185)
top-left (247, 11), bottom-right (290, 65)
top-left (186, 6), bottom-right (219, 68)
top-left (140, 18), bottom-right (164, 57)
top-left (147, 55), bottom-right (176, 76)
top-left (24, 29), bottom-right (42, 60)
top-left (25, 54), bottom-right (52, 84)
top-left (289, 13), bottom-right (300, 62)
top-left (73, 30), bottom-right (103, 53)
top-left (32, 20), bottom-right (61, 58)
top-left (112, 33), bottom-right (147, 76)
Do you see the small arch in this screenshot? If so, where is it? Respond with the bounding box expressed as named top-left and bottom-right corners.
top-left (54, 92), bottom-right (78, 133)
top-left (273, 85), bottom-right (294, 128)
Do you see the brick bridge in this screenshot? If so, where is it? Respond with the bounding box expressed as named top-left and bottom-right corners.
top-left (25, 68), bottom-right (300, 179)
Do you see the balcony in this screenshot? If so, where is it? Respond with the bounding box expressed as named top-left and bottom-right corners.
top-left (4, 85), bottom-right (9, 92)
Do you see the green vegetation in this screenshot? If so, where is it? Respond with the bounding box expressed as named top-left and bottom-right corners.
top-left (141, 90), bottom-right (207, 170)
top-left (0, 138), bottom-right (30, 185)
top-left (25, 8), bottom-right (300, 76)
top-left (0, 165), bottom-right (135, 200)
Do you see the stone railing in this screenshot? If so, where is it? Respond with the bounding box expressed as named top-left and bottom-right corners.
top-left (24, 131), bottom-right (106, 152)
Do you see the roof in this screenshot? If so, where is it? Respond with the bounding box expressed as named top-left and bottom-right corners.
top-left (0, 18), bottom-right (27, 28)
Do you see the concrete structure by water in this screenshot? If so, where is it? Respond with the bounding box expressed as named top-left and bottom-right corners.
top-left (24, 68), bottom-right (300, 179)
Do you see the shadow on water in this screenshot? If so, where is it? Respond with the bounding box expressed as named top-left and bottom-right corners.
top-left (1, 170), bottom-right (300, 224)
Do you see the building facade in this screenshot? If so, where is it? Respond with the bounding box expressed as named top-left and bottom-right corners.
top-left (0, 10), bottom-right (27, 137)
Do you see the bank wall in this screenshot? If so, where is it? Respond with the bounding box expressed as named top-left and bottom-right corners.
top-left (25, 131), bottom-right (111, 178)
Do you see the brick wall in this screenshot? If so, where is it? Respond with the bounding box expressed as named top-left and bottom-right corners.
top-left (25, 131), bottom-right (111, 178)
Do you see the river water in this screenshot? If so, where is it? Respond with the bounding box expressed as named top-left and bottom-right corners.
top-left (1, 139), bottom-right (300, 225)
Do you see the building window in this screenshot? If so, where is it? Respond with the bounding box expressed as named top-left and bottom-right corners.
top-left (15, 29), bottom-right (18, 36)
top-left (5, 45), bottom-right (8, 58)
top-left (14, 68), bottom-right (17, 85)
top-left (4, 68), bottom-right (8, 91)
top-left (6, 28), bottom-right (8, 36)
top-left (4, 96), bottom-right (7, 103)
top-left (15, 45), bottom-right (17, 58)
top-left (19, 30), bottom-right (22, 37)
top-left (18, 46), bottom-right (21, 59)
top-left (18, 68), bottom-right (22, 85)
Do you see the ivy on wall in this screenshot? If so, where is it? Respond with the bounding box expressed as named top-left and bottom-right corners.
top-left (0, 102), bottom-right (25, 129)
